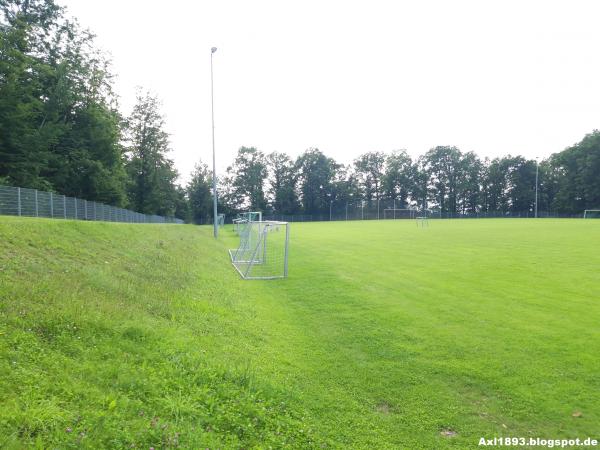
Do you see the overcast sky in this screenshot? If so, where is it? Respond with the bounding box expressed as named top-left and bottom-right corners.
top-left (59, 0), bottom-right (600, 183)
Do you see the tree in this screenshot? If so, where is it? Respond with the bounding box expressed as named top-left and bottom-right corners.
top-left (124, 90), bottom-right (180, 216)
top-left (0, 0), bottom-right (62, 189)
top-left (187, 162), bottom-right (213, 224)
top-left (482, 156), bottom-right (536, 215)
top-left (354, 152), bottom-right (386, 205)
top-left (411, 159), bottom-right (429, 211)
top-left (266, 152), bottom-right (299, 214)
top-left (458, 151), bottom-right (483, 214)
top-left (0, 0), bottom-right (127, 204)
top-left (295, 148), bottom-right (337, 215)
top-left (548, 131), bottom-right (600, 214)
top-left (422, 146), bottom-right (463, 217)
top-left (226, 146), bottom-right (268, 211)
top-left (383, 150), bottom-right (414, 208)
top-left (484, 157), bottom-right (509, 214)
top-left (506, 156), bottom-right (536, 214)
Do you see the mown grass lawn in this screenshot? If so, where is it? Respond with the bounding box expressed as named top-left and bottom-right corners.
top-left (0, 217), bottom-right (599, 448)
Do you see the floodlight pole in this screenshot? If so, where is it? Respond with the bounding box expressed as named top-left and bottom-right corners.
top-left (535, 157), bottom-right (539, 218)
top-left (211, 47), bottom-right (218, 238)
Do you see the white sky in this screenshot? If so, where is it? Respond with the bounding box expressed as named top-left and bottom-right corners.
top-left (59, 0), bottom-right (600, 183)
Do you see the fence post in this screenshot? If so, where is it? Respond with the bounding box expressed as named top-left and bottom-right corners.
top-left (93, 202), bottom-right (96, 220)
top-left (74, 198), bottom-right (77, 220)
top-left (50, 192), bottom-right (54, 217)
top-left (284, 223), bottom-right (290, 277)
top-left (17, 187), bottom-right (21, 216)
top-left (35, 189), bottom-right (38, 217)
top-left (84, 200), bottom-right (88, 220)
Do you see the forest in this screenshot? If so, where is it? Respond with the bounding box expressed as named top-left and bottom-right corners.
top-left (1, 0), bottom-right (599, 223)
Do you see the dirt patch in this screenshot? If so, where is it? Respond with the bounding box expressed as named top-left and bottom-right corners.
top-left (375, 402), bottom-right (392, 414)
top-left (440, 429), bottom-right (457, 437)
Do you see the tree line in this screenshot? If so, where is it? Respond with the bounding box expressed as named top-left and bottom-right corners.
top-left (186, 134), bottom-right (599, 222)
top-left (2, 1), bottom-right (599, 223)
top-left (0, 0), bottom-right (186, 218)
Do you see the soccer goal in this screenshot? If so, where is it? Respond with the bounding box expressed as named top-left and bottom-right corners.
top-left (383, 208), bottom-right (417, 220)
top-left (583, 210), bottom-right (600, 219)
top-left (233, 217), bottom-right (245, 234)
top-left (233, 211), bottom-right (262, 235)
top-left (229, 221), bottom-right (289, 279)
top-left (217, 213), bottom-right (225, 227)
top-left (416, 209), bottom-right (433, 227)
top-left (416, 216), bottom-right (429, 227)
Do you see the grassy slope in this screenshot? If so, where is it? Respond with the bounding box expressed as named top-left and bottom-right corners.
top-left (1, 218), bottom-right (599, 449)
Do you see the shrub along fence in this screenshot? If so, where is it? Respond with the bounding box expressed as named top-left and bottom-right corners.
top-left (0, 185), bottom-right (183, 224)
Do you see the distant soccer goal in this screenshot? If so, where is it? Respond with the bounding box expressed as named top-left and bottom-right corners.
top-left (383, 208), bottom-right (417, 220)
top-left (233, 211), bottom-right (262, 234)
top-left (229, 221), bottom-right (289, 279)
top-left (217, 213), bottom-right (225, 227)
top-left (415, 209), bottom-right (433, 227)
top-left (583, 210), bottom-right (600, 219)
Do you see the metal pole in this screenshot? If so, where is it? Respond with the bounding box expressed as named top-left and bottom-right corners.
top-left (283, 223), bottom-right (289, 277)
top-left (330, 200), bottom-right (332, 221)
top-left (35, 190), bottom-right (38, 217)
top-left (535, 157), bottom-right (539, 218)
top-left (17, 187), bottom-right (21, 216)
top-left (50, 192), bottom-right (53, 217)
top-left (63, 196), bottom-right (66, 219)
top-left (211, 47), bottom-right (218, 238)
top-left (346, 202), bottom-right (348, 221)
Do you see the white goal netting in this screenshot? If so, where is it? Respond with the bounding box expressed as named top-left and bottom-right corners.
top-left (229, 221), bottom-right (289, 279)
top-left (233, 211), bottom-right (262, 234)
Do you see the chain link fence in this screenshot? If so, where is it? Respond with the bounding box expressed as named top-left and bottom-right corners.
top-left (263, 198), bottom-right (581, 222)
top-left (0, 185), bottom-right (183, 224)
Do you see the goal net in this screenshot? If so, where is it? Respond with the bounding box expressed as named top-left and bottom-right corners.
top-left (383, 208), bottom-right (417, 219)
top-left (229, 221), bottom-right (289, 279)
top-left (584, 210), bottom-right (600, 219)
top-left (233, 211), bottom-right (262, 234)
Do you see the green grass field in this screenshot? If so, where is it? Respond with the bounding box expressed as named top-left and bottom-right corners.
top-left (1, 217), bottom-right (599, 449)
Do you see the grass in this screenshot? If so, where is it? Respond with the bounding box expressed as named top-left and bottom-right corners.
top-left (0, 217), bottom-right (599, 448)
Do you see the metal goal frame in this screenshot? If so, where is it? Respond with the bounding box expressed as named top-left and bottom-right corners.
top-left (229, 220), bottom-right (290, 280)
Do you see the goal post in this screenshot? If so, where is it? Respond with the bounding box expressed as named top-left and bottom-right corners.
top-left (383, 208), bottom-right (417, 219)
top-left (217, 213), bottom-right (225, 227)
top-left (583, 210), bottom-right (600, 219)
top-left (229, 221), bottom-right (289, 279)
